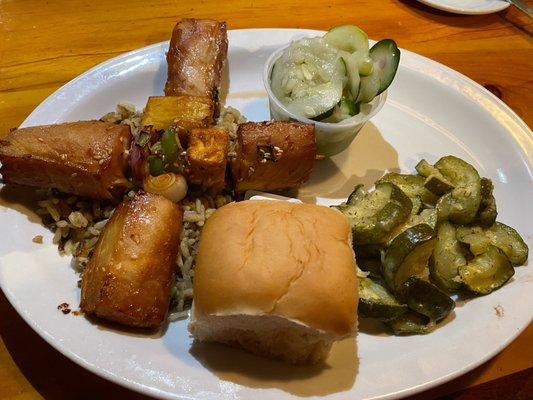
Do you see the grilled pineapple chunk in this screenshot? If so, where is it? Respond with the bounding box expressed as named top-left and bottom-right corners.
top-left (186, 127), bottom-right (229, 189)
top-left (141, 95), bottom-right (214, 132)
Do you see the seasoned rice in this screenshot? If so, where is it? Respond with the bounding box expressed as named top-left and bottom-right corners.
top-left (38, 103), bottom-right (242, 321)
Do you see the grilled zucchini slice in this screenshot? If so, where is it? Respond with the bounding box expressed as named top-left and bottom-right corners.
top-left (334, 182), bottom-right (412, 244)
top-left (358, 257), bottom-right (383, 279)
top-left (399, 277), bottom-right (455, 321)
top-left (456, 222), bottom-right (528, 265)
top-left (382, 208), bottom-right (438, 247)
top-left (377, 172), bottom-right (439, 211)
top-left (359, 276), bottom-right (408, 321)
top-left (458, 245), bottom-right (515, 295)
top-left (474, 178), bottom-right (497, 227)
top-left (415, 159), bottom-right (454, 196)
top-left (432, 156), bottom-right (482, 224)
top-left (430, 221), bottom-right (466, 290)
top-left (382, 224), bottom-right (436, 291)
top-left (386, 311), bottom-right (437, 335)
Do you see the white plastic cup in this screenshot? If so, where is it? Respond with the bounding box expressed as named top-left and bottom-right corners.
top-left (263, 46), bottom-right (387, 157)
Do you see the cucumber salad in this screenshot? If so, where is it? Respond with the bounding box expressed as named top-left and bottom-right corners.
top-left (270, 25), bottom-right (400, 122)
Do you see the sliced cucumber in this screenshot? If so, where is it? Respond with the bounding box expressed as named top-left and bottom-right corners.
top-left (340, 52), bottom-right (361, 100)
top-left (357, 39), bottom-right (400, 103)
top-left (311, 106), bottom-right (335, 121)
top-left (287, 81), bottom-right (343, 118)
top-left (324, 24), bottom-right (369, 54)
top-left (369, 39), bottom-right (401, 95)
top-left (339, 97), bottom-right (358, 116)
top-left (357, 73), bottom-right (380, 104)
top-left (358, 56), bottom-right (374, 76)
top-left (270, 37), bottom-right (345, 119)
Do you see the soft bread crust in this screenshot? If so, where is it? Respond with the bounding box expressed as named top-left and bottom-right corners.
top-left (191, 201), bottom-right (358, 353)
top-left (189, 310), bottom-right (333, 364)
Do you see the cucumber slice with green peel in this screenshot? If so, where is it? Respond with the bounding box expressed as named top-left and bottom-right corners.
top-left (387, 311), bottom-right (437, 335)
top-left (311, 105), bottom-right (336, 121)
top-left (459, 245), bottom-right (515, 295)
top-left (357, 39), bottom-right (401, 103)
top-left (456, 222), bottom-right (528, 265)
top-left (286, 81), bottom-right (343, 118)
top-left (317, 97), bottom-right (360, 122)
top-left (399, 277), bottom-right (455, 322)
top-left (359, 276), bottom-right (408, 322)
top-left (382, 224), bottom-right (436, 291)
top-left (339, 97), bottom-right (358, 116)
top-left (358, 56), bottom-right (374, 76)
top-left (430, 221), bottom-right (466, 291)
top-left (340, 52), bottom-right (361, 100)
top-left (270, 37), bottom-right (345, 119)
top-left (369, 39), bottom-right (401, 95)
top-left (357, 73), bottom-right (381, 104)
top-left (323, 24), bottom-right (369, 54)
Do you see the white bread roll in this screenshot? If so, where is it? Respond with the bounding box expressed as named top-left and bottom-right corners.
top-left (188, 200), bottom-right (358, 364)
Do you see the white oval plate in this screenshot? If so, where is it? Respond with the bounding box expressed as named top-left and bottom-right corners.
top-left (1, 29), bottom-right (532, 400)
top-left (416, 0), bottom-right (510, 14)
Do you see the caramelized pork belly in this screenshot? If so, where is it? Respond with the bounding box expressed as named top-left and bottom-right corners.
top-left (231, 122), bottom-right (316, 192)
top-left (0, 121), bottom-right (131, 201)
top-left (80, 192), bottom-right (183, 328)
top-left (164, 18), bottom-right (228, 106)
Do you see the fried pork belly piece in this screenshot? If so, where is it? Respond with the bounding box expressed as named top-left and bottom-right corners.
top-left (0, 121), bottom-right (131, 201)
top-left (164, 19), bottom-right (228, 107)
top-left (186, 128), bottom-right (229, 189)
top-left (230, 122), bottom-right (316, 192)
top-left (141, 95), bottom-right (214, 135)
top-left (80, 192), bottom-right (183, 328)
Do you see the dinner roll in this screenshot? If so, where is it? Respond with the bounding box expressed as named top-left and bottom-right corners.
top-left (188, 200), bottom-right (358, 364)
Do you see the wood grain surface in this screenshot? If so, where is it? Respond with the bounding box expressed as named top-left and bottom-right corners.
top-left (0, 0), bottom-right (532, 399)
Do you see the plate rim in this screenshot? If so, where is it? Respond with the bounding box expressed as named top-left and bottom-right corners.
top-left (3, 27), bottom-right (532, 400)
top-left (415, 0), bottom-right (510, 15)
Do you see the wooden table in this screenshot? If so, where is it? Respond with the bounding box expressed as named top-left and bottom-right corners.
top-left (0, 1), bottom-right (532, 398)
